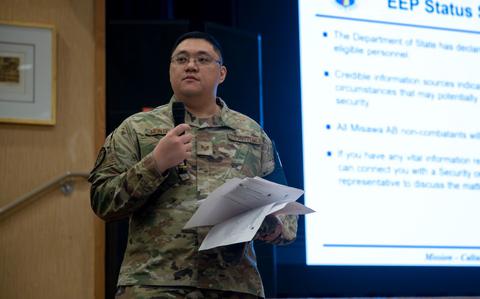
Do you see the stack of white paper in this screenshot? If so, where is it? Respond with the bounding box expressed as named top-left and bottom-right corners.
top-left (183, 176), bottom-right (314, 250)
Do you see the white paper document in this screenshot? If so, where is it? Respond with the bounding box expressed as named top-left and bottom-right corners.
top-left (183, 176), bottom-right (314, 250)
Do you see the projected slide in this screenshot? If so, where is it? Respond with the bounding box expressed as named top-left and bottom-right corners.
top-left (300, 0), bottom-right (480, 266)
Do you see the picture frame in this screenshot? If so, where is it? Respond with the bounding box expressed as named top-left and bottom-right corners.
top-left (0, 21), bottom-right (56, 125)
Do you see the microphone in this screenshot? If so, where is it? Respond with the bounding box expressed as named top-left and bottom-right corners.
top-left (172, 101), bottom-right (185, 128)
top-left (172, 102), bottom-right (189, 180)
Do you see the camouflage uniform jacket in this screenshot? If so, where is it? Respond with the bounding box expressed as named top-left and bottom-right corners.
top-left (89, 97), bottom-right (297, 297)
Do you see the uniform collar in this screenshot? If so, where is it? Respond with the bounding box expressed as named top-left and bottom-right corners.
top-left (168, 96), bottom-right (235, 129)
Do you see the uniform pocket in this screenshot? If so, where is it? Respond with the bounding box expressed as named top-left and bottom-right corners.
top-left (139, 128), bottom-right (169, 157)
top-left (223, 132), bottom-right (262, 179)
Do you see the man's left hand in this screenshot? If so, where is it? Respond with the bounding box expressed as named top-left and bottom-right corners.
top-left (255, 214), bottom-right (283, 242)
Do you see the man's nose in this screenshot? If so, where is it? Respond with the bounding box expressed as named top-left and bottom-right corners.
top-left (185, 58), bottom-right (199, 69)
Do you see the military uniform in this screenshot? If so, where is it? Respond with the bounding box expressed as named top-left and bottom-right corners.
top-left (89, 97), bottom-right (298, 298)
top-left (114, 285), bottom-right (259, 298)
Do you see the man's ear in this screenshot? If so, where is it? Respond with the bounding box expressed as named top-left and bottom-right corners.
top-left (219, 65), bottom-right (227, 84)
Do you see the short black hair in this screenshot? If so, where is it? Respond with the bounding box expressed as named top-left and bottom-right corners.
top-left (171, 31), bottom-right (224, 64)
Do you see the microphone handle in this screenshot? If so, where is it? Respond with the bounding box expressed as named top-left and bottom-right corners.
top-left (172, 102), bottom-right (189, 180)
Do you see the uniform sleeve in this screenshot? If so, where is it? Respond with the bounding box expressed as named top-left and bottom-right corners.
top-left (259, 130), bottom-right (275, 177)
top-left (256, 130), bottom-right (298, 245)
top-left (88, 120), bottom-right (168, 221)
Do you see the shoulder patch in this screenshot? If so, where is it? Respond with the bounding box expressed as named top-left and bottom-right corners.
top-left (88, 147), bottom-right (106, 181)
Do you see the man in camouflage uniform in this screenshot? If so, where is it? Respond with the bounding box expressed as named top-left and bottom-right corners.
top-left (89, 31), bottom-right (297, 299)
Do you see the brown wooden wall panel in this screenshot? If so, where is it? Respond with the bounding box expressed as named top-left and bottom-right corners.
top-left (0, 0), bottom-right (104, 298)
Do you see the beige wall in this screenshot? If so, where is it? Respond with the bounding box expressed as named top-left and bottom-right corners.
top-left (0, 0), bottom-right (104, 298)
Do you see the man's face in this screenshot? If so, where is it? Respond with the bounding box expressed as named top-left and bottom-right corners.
top-left (169, 38), bottom-right (227, 100)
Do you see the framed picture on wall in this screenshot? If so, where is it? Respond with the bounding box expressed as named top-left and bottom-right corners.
top-left (0, 22), bottom-right (56, 125)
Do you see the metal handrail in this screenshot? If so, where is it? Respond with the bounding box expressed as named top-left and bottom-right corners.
top-left (0, 171), bottom-right (90, 220)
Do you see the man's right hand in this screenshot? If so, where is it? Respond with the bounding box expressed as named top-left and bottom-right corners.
top-left (152, 124), bottom-right (192, 174)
